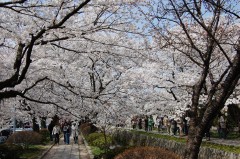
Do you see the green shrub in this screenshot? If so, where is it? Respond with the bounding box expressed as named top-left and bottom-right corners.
top-left (114, 146), bottom-right (181, 159)
top-left (92, 136), bottom-right (112, 149)
top-left (0, 143), bottom-right (23, 159)
top-left (91, 146), bottom-right (127, 159)
top-left (91, 146), bottom-right (105, 158)
top-left (6, 131), bottom-right (42, 149)
top-left (86, 133), bottom-right (104, 144)
top-left (39, 128), bottom-right (50, 143)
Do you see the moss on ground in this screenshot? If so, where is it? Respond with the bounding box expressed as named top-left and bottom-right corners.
top-left (20, 144), bottom-right (52, 159)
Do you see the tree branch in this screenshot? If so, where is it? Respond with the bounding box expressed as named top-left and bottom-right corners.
top-left (0, 0), bottom-right (26, 7)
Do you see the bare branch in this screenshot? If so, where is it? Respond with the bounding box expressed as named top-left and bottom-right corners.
top-left (0, 0), bottom-right (26, 7)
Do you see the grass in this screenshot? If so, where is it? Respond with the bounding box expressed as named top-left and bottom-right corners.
top-left (19, 142), bottom-right (52, 159)
top-left (130, 129), bottom-right (240, 154)
top-left (210, 130), bottom-right (240, 139)
top-left (201, 142), bottom-right (240, 154)
top-left (90, 146), bottom-right (105, 156)
top-left (131, 130), bottom-right (186, 143)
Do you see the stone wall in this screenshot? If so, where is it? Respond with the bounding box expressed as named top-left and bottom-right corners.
top-left (113, 130), bottom-right (240, 159)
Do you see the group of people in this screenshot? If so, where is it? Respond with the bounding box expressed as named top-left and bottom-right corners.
top-left (131, 113), bottom-right (233, 141)
top-left (48, 120), bottom-right (79, 145)
top-left (131, 115), bottom-right (190, 137)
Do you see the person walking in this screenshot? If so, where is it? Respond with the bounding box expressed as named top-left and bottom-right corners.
top-left (52, 124), bottom-right (61, 145)
top-left (138, 117), bottom-right (142, 129)
top-left (63, 123), bottom-right (68, 144)
top-left (144, 115), bottom-right (148, 131)
top-left (156, 116), bottom-right (162, 133)
top-left (65, 124), bottom-right (71, 144)
top-left (148, 115), bottom-right (154, 131)
top-left (166, 117), bottom-right (171, 135)
top-left (71, 123), bottom-right (79, 144)
top-left (48, 121), bottom-right (54, 141)
top-left (131, 116), bottom-right (137, 129)
top-left (170, 119), bottom-right (177, 136)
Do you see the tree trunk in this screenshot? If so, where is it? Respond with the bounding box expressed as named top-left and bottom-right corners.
top-left (41, 117), bottom-right (47, 129)
top-left (185, 129), bottom-right (203, 159)
top-left (185, 46), bottom-right (240, 159)
top-left (32, 117), bottom-right (39, 132)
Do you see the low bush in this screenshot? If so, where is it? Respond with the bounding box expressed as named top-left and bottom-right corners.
top-left (92, 146), bottom-right (127, 159)
top-left (92, 136), bottom-right (112, 149)
top-left (0, 143), bottom-right (23, 159)
top-left (39, 128), bottom-right (50, 143)
top-left (114, 146), bottom-right (181, 159)
top-left (6, 131), bottom-right (42, 149)
top-left (91, 146), bottom-right (105, 158)
top-left (86, 133), bottom-right (104, 144)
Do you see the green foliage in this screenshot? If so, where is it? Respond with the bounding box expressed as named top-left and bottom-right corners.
top-left (201, 142), bottom-right (240, 154)
top-left (20, 145), bottom-right (47, 159)
top-left (114, 146), bottom-right (181, 159)
top-left (87, 132), bottom-right (119, 158)
top-left (131, 130), bottom-right (186, 143)
top-left (210, 130), bottom-right (240, 139)
top-left (92, 136), bottom-right (112, 149)
top-left (0, 143), bottom-right (23, 159)
top-left (6, 131), bottom-right (42, 149)
top-left (91, 146), bottom-right (128, 159)
top-left (86, 132), bottom-right (104, 144)
top-left (91, 146), bottom-right (105, 157)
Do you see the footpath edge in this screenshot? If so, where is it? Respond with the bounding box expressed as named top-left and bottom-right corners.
top-left (80, 133), bottom-right (94, 159)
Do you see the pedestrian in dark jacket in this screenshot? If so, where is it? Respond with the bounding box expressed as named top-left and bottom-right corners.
top-left (48, 121), bottom-right (54, 141)
top-left (144, 116), bottom-right (148, 131)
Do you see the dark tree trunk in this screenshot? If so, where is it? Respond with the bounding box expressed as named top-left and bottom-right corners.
top-left (184, 48), bottom-right (240, 159)
top-left (32, 117), bottom-right (39, 132)
top-left (41, 117), bottom-right (47, 129)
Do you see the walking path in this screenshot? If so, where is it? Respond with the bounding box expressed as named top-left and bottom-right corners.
top-left (42, 135), bottom-right (91, 159)
top-left (206, 137), bottom-right (240, 146)
top-left (42, 129), bottom-right (239, 159)
top-left (138, 129), bottom-right (240, 147)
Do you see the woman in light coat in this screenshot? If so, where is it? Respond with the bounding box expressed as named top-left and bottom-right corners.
top-left (71, 123), bottom-right (79, 144)
top-left (52, 124), bottom-right (61, 144)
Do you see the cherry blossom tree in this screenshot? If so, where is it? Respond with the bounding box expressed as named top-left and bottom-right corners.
top-left (0, 0), bottom-right (151, 128)
top-left (138, 0), bottom-right (240, 158)
top-left (0, 0), bottom-right (91, 100)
